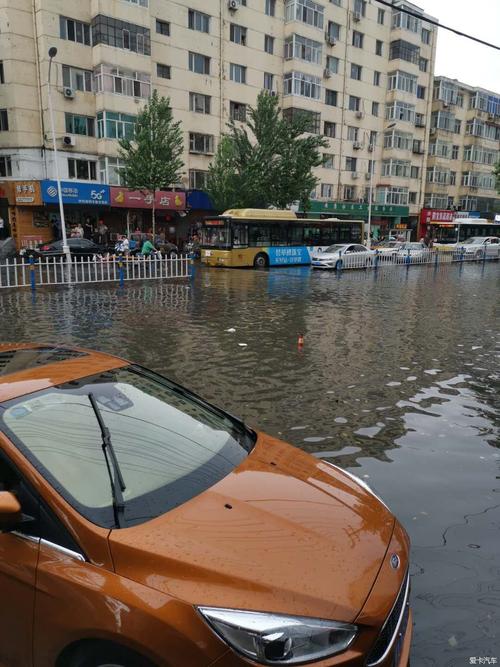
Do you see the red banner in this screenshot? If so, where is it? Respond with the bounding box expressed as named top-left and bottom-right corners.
top-left (420, 209), bottom-right (455, 225)
top-left (110, 188), bottom-right (186, 210)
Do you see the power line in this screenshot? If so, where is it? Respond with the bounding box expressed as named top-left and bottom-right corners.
top-left (374, 0), bottom-right (500, 51)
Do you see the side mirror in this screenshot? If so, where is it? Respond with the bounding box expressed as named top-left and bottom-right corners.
top-left (0, 491), bottom-right (22, 532)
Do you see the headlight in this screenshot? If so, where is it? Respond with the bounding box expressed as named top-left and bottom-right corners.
top-left (198, 607), bottom-right (357, 664)
top-left (321, 460), bottom-right (391, 512)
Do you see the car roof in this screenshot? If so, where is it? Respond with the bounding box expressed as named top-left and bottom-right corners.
top-left (0, 344), bottom-right (128, 404)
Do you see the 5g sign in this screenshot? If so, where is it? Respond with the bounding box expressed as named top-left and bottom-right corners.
top-left (91, 189), bottom-right (106, 201)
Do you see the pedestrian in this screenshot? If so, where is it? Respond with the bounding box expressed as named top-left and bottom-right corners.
top-left (74, 223), bottom-right (84, 238)
top-left (0, 214), bottom-right (5, 240)
top-left (140, 237), bottom-right (157, 256)
top-left (83, 217), bottom-right (93, 240)
top-left (97, 219), bottom-right (108, 245)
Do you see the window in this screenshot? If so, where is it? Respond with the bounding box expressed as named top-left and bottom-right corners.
top-left (330, 0), bottom-right (341, 5)
top-left (99, 157), bottom-right (126, 185)
top-left (68, 158), bottom-right (97, 180)
top-left (350, 63), bottom-right (362, 81)
top-left (284, 34), bottom-right (322, 64)
top-left (123, 0), bottom-right (148, 5)
top-left (428, 140), bottom-right (451, 158)
top-left (348, 95), bottom-right (360, 111)
top-left (155, 63), bottom-right (171, 80)
top-left (345, 156), bottom-right (357, 171)
top-left (0, 62), bottom-right (4, 84)
top-left (230, 23), bottom-right (247, 45)
top-left (376, 40), bottom-right (383, 56)
top-left (450, 171), bottom-right (456, 186)
top-left (265, 0), bottom-right (276, 16)
top-left (189, 133), bottom-right (214, 154)
top-left (156, 19), bottom-right (170, 36)
top-left (188, 9), bottom-right (210, 33)
top-left (230, 101), bottom-right (246, 121)
top-left (419, 57), bottom-right (428, 72)
top-left (264, 34), bottom-right (274, 54)
top-left (369, 130), bottom-right (377, 146)
top-left (372, 101), bottom-right (379, 116)
top-left (453, 119), bottom-right (461, 134)
top-left (285, 0), bottom-right (324, 29)
top-left (384, 130), bottom-right (412, 151)
top-left (410, 165), bottom-right (419, 179)
top-left (0, 109), bottom-right (9, 131)
top-left (94, 65), bottom-right (151, 99)
top-left (283, 107), bottom-right (321, 133)
top-left (377, 8), bottom-right (385, 24)
top-left (352, 31), bottom-right (364, 48)
top-left (230, 63), bottom-right (246, 84)
top-left (62, 65), bottom-right (93, 92)
top-left (325, 89), bottom-right (337, 106)
top-left (97, 111), bottom-right (136, 139)
top-left (389, 39), bottom-right (419, 64)
top-left (284, 71), bottom-right (321, 99)
top-left (60, 16), bottom-right (91, 45)
top-left (392, 10), bottom-right (421, 33)
top-left (65, 113), bottom-right (95, 136)
top-left (324, 121), bottom-right (336, 137)
top-left (327, 21), bottom-right (341, 41)
top-left (321, 183), bottom-right (333, 198)
top-left (354, 0), bottom-right (366, 16)
top-left (431, 110), bottom-right (455, 132)
top-left (386, 101), bottom-right (415, 123)
top-left (189, 52), bottom-right (210, 75)
top-left (388, 70), bottom-right (417, 94)
top-left (415, 112), bottom-right (424, 127)
top-left (421, 28), bottom-right (431, 45)
top-left (323, 153), bottom-right (334, 168)
top-left (347, 126), bottom-right (359, 141)
top-left (376, 186), bottom-right (409, 205)
top-left (427, 167), bottom-right (450, 185)
top-left (343, 185), bottom-right (356, 201)
top-left (0, 155), bottom-right (12, 177)
top-left (91, 15), bottom-right (150, 54)
top-left (326, 56), bottom-right (339, 73)
top-left (412, 139), bottom-right (423, 153)
top-left (409, 191), bottom-right (417, 204)
top-left (381, 159), bottom-right (410, 178)
top-left (373, 71), bottom-right (381, 86)
top-left (264, 72), bottom-right (274, 90)
top-left (189, 170), bottom-right (208, 189)
top-left (190, 92), bottom-right (211, 114)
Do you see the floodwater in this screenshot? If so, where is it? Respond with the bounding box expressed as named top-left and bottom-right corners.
top-left (1, 262), bottom-right (499, 665)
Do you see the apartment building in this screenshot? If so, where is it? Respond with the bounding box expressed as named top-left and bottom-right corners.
top-left (0, 0), bottom-right (437, 240)
top-left (425, 76), bottom-right (500, 216)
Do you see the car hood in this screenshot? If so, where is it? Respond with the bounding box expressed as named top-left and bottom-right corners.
top-left (109, 434), bottom-right (395, 622)
top-left (312, 252), bottom-right (340, 260)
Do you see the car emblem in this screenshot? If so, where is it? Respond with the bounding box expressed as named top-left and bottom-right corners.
top-left (390, 554), bottom-right (400, 569)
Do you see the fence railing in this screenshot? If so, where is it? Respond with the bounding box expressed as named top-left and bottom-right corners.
top-left (0, 254), bottom-right (191, 289)
top-left (332, 247), bottom-right (499, 271)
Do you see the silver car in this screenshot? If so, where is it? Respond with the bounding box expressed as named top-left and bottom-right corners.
top-left (455, 236), bottom-right (500, 259)
top-left (311, 243), bottom-right (376, 270)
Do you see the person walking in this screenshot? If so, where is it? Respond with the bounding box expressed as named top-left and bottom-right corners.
top-left (97, 219), bottom-right (108, 246)
top-left (83, 217), bottom-right (93, 240)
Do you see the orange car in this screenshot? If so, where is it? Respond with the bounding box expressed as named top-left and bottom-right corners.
top-left (0, 344), bottom-right (412, 667)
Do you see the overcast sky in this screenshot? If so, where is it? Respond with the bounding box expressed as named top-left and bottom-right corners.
top-left (417, 0), bottom-right (500, 92)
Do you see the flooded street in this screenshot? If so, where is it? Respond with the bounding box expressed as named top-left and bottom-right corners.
top-left (1, 262), bottom-right (499, 665)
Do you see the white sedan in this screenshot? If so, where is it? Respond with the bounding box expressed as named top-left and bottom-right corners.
top-left (454, 236), bottom-right (500, 259)
top-left (311, 243), bottom-right (376, 270)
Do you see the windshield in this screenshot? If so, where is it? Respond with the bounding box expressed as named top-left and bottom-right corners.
top-left (403, 243), bottom-right (424, 250)
top-left (201, 222), bottom-right (231, 248)
top-left (461, 237), bottom-right (484, 244)
top-left (378, 241), bottom-right (399, 248)
top-left (0, 366), bottom-right (255, 528)
top-left (324, 245), bottom-right (346, 253)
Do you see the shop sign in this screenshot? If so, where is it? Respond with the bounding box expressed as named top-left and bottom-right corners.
top-left (41, 180), bottom-right (110, 206)
top-left (308, 201), bottom-right (409, 217)
top-left (110, 188), bottom-right (186, 210)
top-left (13, 181), bottom-right (42, 206)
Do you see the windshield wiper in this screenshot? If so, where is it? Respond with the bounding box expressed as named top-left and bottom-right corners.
top-left (88, 392), bottom-right (127, 528)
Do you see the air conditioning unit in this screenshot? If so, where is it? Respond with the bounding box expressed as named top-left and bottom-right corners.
top-left (353, 10), bottom-right (361, 21)
top-left (228, 0), bottom-right (238, 10)
top-left (355, 110), bottom-right (364, 119)
top-left (443, 102), bottom-right (449, 108)
top-left (63, 87), bottom-right (75, 99)
top-left (351, 172), bottom-right (359, 179)
top-left (62, 135), bottom-right (76, 146)
top-left (323, 68), bottom-right (332, 79)
top-left (353, 141), bottom-right (363, 150)
top-left (325, 34), bottom-right (336, 46)
top-left (368, 143), bottom-right (374, 152)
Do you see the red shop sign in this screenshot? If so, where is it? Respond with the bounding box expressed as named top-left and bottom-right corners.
top-left (110, 188), bottom-right (186, 210)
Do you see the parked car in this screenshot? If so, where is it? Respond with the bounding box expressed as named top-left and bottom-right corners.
top-left (0, 344), bottom-right (411, 667)
top-left (20, 238), bottom-right (112, 259)
top-left (453, 236), bottom-right (500, 260)
top-left (311, 243), bottom-right (376, 270)
top-left (373, 240), bottom-right (405, 255)
top-left (394, 242), bottom-right (428, 262)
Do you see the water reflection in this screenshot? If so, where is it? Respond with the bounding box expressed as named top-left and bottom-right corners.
top-left (1, 262), bottom-right (499, 664)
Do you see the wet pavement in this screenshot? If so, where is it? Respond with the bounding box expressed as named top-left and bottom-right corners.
top-left (1, 262), bottom-right (499, 665)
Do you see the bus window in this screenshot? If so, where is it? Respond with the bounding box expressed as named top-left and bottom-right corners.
top-left (351, 225), bottom-right (362, 242)
top-left (232, 224), bottom-right (248, 247)
top-left (339, 225), bottom-right (352, 242)
top-left (249, 224), bottom-right (270, 247)
top-left (270, 224), bottom-right (287, 246)
top-left (288, 225), bottom-right (304, 246)
top-left (320, 226), bottom-right (338, 245)
top-left (303, 226), bottom-right (321, 245)
top-left (201, 224), bottom-right (231, 248)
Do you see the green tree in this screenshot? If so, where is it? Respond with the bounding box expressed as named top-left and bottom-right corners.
top-left (119, 90), bottom-right (184, 239)
top-left (494, 161), bottom-right (500, 193)
top-left (207, 92), bottom-right (327, 211)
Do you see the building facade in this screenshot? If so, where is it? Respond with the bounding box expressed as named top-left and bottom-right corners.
top-left (425, 76), bottom-right (500, 218)
top-left (0, 0), bottom-right (437, 242)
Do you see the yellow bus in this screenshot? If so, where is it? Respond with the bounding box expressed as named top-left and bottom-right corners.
top-left (200, 209), bottom-right (365, 268)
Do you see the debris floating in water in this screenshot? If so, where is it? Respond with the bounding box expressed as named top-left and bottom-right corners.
top-left (238, 343), bottom-right (248, 347)
top-left (225, 327), bottom-right (236, 333)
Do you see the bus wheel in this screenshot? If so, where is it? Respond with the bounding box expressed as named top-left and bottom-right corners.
top-left (254, 253), bottom-right (269, 268)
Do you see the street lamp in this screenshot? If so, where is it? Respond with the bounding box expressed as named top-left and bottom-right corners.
top-left (366, 122), bottom-right (396, 248)
top-left (47, 47), bottom-right (71, 263)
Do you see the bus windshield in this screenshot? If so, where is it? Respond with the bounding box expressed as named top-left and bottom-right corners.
top-left (201, 222), bottom-right (231, 248)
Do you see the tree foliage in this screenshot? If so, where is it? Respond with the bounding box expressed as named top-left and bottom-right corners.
top-left (118, 90), bottom-right (184, 236)
top-left (207, 92), bottom-right (328, 211)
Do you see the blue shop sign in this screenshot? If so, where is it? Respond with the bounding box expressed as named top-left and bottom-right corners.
top-left (42, 180), bottom-right (110, 206)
